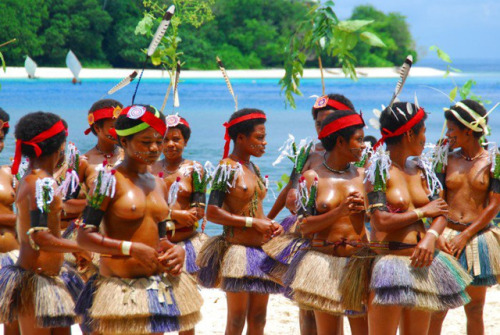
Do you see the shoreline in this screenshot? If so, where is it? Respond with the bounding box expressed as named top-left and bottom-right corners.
top-left (0, 66), bottom-right (446, 79)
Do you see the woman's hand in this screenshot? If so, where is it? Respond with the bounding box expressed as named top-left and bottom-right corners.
top-left (436, 235), bottom-right (452, 254)
top-left (158, 244), bottom-right (185, 276)
top-left (172, 208), bottom-right (198, 227)
top-left (410, 234), bottom-right (436, 268)
top-left (449, 232), bottom-right (470, 258)
top-left (252, 218), bottom-right (274, 236)
top-left (271, 221), bottom-right (284, 237)
top-left (130, 242), bottom-right (160, 271)
top-left (420, 198), bottom-right (448, 218)
top-left (339, 191), bottom-right (365, 216)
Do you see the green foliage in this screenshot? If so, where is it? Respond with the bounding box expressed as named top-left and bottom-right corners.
top-left (275, 173), bottom-right (290, 191)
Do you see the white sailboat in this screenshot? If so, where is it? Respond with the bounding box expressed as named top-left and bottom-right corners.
top-left (24, 56), bottom-right (37, 79)
top-left (66, 50), bottom-right (82, 83)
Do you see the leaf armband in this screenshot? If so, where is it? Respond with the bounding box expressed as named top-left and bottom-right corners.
top-left (367, 191), bottom-right (388, 213)
top-left (80, 206), bottom-right (105, 230)
top-left (207, 162), bottom-right (243, 208)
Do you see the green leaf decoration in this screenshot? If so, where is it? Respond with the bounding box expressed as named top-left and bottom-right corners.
top-left (337, 20), bottom-right (373, 32)
top-left (430, 45), bottom-right (452, 63)
top-left (449, 86), bottom-right (458, 102)
top-left (360, 31), bottom-right (386, 47)
top-left (0, 52), bottom-right (5, 73)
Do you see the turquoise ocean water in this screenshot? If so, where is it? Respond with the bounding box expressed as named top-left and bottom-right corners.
top-left (1, 61), bottom-right (499, 234)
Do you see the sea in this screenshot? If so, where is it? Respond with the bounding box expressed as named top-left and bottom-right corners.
top-left (1, 59), bottom-right (499, 234)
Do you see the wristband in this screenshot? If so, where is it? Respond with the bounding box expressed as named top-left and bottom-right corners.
top-left (427, 229), bottom-right (440, 239)
top-left (121, 241), bottom-right (132, 255)
top-left (413, 209), bottom-right (424, 220)
top-left (245, 216), bottom-right (253, 228)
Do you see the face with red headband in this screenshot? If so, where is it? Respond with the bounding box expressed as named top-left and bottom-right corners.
top-left (319, 110), bottom-right (366, 161)
top-left (163, 115), bottom-right (191, 162)
top-left (0, 117), bottom-right (10, 154)
top-left (223, 110), bottom-right (267, 159)
top-left (85, 100), bottom-right (123, 145)
top-left (313, 94), bottom-right (354, 135)
top-left (114, 105), bottom-right (167, 165)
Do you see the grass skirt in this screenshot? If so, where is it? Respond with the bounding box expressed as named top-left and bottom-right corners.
top-left (0, 265), bottom-right (83, 327)
top-left (196, 235), bottom-right (282, 294)
top-left (75, 271), bottom-right (203, 334)
top-left (442, 224), bottom-right (500, 286)
top-left (283, 249), bottom-right (365, 316)
top-left (370, 252), bottom-right (472, 311)
top-left (0, 249), bottom-right (19, 268)
top-left (176, 232), bottom-right (209, 274)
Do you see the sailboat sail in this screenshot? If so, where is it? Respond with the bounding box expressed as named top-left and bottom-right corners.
top-left (66, 50), bottom-right (82, 80)
top-left (24, 56), bottom-right (37, 78)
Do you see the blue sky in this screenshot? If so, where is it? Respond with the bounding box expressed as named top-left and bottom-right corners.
top-left (333, 0), bottom-right (499, 60)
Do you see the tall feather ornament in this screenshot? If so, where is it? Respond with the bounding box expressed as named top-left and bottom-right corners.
top-left (107, 71), bottom-right (138, 95)
top-left (388, 55), bottom-right (413, 107)
top-left (173, 61), bottom-right (181, 108)
top-left (216, 56), bottom-right (238, 111)
top-left (132, 5), bottom-right (175, 104)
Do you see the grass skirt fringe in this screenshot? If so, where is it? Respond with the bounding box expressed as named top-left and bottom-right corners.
top-left (0, 249), bottom-right (19, 268)
top-left (442, 224), bottom-right (500, 286)
top-left (75, 272), bottom-right (202, 334)
top-left (0, 265), bottom-right (80, 327)
top-left (370, 252), bottom-right (472, 311)
top-left (284, 250), bottom-right (365, 316)
top-left (196, 235), bottom-right (229, 288)
top-left (176, 232), bottom-right (209, 274)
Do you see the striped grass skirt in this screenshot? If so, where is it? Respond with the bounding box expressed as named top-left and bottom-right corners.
top-left (370, 252), bottom-right (472, 311)
top-left (176, 232), bottom-right (209, 275)
top-left (75, 271), bottom-right (203, 334)
top-left (0, 265), bottom-right (83, 327)
top-left (442, 224), bottom-right (500, 286)
top-left (0, 249), bottom-right (19, 268)
top-left (196, 235), bottom-right (282, 294)
top-left (283, 249), bottom-right (365, 316)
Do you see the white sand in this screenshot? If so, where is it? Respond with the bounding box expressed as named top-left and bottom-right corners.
top-left (0, 66), bottom-right (446, 80)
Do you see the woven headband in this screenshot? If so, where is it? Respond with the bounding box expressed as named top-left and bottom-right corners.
top-left (318, 114), bottom-right (365, 139)
top-left (113, 105), bottom-right (166, 138)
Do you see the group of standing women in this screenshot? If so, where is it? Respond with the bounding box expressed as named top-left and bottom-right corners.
top-left (0, 87), bottom-right (498, 335)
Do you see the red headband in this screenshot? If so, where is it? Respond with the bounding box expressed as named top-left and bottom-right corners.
top-left (12, 120), bottom-right (67, 175)
top-left (313, 96), bottom-right (351, 111)
top-left (373, 107), bottom-right (425, 149)
top-left (0, 120), bottom-right (9, 130)
top-left (222, 113), bottom-right (266, 158)
top-left (318, 114), bottom-right (365, 139)
top-left (180, 118), bottom-right (190, 128)
top-left (118, 105), bottom-right (167, 137)
top-left (84, 106), bottom-right (122, 135)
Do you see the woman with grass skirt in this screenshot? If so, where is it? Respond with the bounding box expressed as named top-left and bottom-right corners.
top-left (197, 108), bottom-right (283, 335)
top-left (151, 115), bottom-right (209, 278)
top-left (365, 102), bottom-right (472, 335)
top-left (0, 108), bottom-right (20, 335)
top-left (429, 99), bottom-right (500, 335)
top-left (75, 105), bottom-right (203, 335)
top-left (279, 110), bottom-right (368, 335)
top-left (0, 112), bottom-right (88, 334)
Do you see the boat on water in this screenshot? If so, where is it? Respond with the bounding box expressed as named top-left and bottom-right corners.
top-left (66, 50), bottom-right (82, 84)
top-left (24, 56), bottom-right (37, 79)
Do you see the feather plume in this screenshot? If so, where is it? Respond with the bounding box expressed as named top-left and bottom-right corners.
top-left (173, 61), bottom-right (181, 108)
top-left (216, 56), bottom-right (238, 111)
top-left (406, 102), bottom-right (413, 115)
top-left (388, 107), bottom-right (399, 121)
top-left (107, 71), bottom-right (138, 95)
top-left (396, 107), bottom-right (408, 120)
top-left (147, 5), bottom-right (175, 57)
top-left (369, 117), bottom-right (380, 130)
top-left (373, 108), bottom-right (381, 118)
top-left (389, 55), bottom-right (413, 107)
top-left (414, 92), bottom-right (420, 109)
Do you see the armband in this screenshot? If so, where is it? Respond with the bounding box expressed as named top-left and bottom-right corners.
top-left (290, 169), bottom-right (300, 188)
top-left (436, 172), bottom-right (445, 190)
top-left (490, 178), bottom-right (500, 194)
top-left (64, 184), bottom-right (81, 201)
top-left (208, 190), bottom-right (226, 207)
top-left (27, 209), bottom-right (50, 251)
top-left (81, 206), bottom-right (105, 230)
top-left (158, 220), bottom-right (167, 238)
top-left (367, 191), bottom-right (388, 212)
top-left (191, 191), bottom-right (206, 208)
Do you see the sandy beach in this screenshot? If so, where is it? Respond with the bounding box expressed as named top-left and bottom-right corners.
top-left (0, 66), bottom-right (447, 79)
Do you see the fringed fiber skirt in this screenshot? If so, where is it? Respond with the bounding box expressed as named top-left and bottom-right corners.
top-left (283, 249), bottom-right (365, 316)
top-left (370, 251), bottom-right (472, 311)
top-left (0, 249), bottom-right (19, 268)
top-left (261, 233), bottom-right (309, 285)
top-left (442, 224), bottom-right (500, 286)
top-left (0, 265), bottom-right (83, 327)
top-left (196, 235), bottom-right (282, 294)
top-left (176, 232), bottom-right (209, 274)
top-left (75, 271), bottom-right (203, 334)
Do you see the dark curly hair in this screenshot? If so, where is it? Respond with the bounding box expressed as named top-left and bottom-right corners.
top-left (115, 105), bottom-right (166, 143)
top-left (312, 94), bottom-right (355, 120)
top-left (88, 99), bottom-right (123, 136)
top-left (0, 107), bottom-right (10, 136)
top-left (169, 116), bottom-right (191, 142)
top-left (320, 110), bottom-right (365, 151)
top-left (227, 108), bottom-right (266, 141)
top-left (444, 99), bottom-right (487, 139)
top-left (380, 102), bottom-right (427, 146)
top-left (15, 112), bottom-right (67, 158)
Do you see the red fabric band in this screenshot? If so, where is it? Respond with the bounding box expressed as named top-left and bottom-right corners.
top-left (0, 121), bottom-right (9, 129)
top-left (313, 96), bottom-right (351, 111)
top-left (318, 114), bottom-right (365, 139)
top-left (84, 106), bottom-right (121, 135)
top-left (119, 106), bottom-right (167, 137)
top-left (12, 120), bottom-right (67, 175)
top-left (373, 108), bottom-right (425, 149)
top-left (180, 118), bottom-right (190, 128)
top-left (222, 113), bottom-right (266, 159)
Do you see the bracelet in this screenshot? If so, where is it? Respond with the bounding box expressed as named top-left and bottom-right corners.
top-left (121, 241), bottom-right (133, 255)
top-left (245, 216), bottom-right (253, 228)
top-left (413, 209), bottom-right (424, 220)
top-left (427, 229), bottom-right (440, 239)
